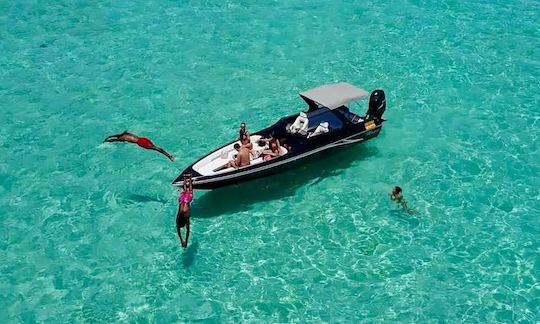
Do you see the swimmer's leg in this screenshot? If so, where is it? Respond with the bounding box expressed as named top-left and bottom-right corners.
top-left (183, 217), bottom-right (190, 248)
top-left (176, 206), bottom-right (187, 247)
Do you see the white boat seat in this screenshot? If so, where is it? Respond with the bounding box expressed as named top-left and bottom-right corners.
top-left (308, 122), bottom-right (329, 138)
top-left (250, 135), bottom-right (262, 144)
top-left (289, 112), bottom-right (309, 134)
top-left (251, 136), bottom-right (267, 159)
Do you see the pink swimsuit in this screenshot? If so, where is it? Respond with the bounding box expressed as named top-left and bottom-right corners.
top-left (179, 190), bottom-right (193, 204)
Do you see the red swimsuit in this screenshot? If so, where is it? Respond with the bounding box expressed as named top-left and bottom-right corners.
top-left (136, 137), bottom-right (154, 149)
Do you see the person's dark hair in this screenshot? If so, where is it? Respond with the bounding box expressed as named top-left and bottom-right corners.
top-left (234, 143), bottom-right (240, 150)
top-left (394, 186), bottom-right (402, 193)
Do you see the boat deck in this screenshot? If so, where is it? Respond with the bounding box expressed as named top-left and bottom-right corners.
top-left (193, 135), bottom-right (288, 176)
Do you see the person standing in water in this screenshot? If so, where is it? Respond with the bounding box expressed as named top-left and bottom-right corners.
top-left (103, 131), bottom-right (174, 161)
top-left (176, 174), bottom-right (193, 248)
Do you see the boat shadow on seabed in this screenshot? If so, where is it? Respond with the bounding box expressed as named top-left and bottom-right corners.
top-left (191, 145), bottom-right (379, 218)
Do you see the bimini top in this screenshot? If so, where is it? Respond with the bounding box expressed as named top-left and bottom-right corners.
top-left (299, 82), bottom-right (369, 111)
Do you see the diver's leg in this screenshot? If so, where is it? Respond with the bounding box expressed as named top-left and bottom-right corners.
top-left (184, 215), bottom-right (190, 248)
top-left (150, 146), bottom-right (174, 161)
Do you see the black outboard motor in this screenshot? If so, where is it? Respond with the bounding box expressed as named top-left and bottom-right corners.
top-left (366, 89), bottom-right (386, 121)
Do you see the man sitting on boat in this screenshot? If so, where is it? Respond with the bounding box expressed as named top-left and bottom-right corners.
top-left (216, 143), bottom-right (251, 170)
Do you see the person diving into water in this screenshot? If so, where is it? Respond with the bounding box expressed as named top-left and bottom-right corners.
top-left (176, 174), bottom-right (193, 248)
top-left (103, 131), bottom-right (174, 161)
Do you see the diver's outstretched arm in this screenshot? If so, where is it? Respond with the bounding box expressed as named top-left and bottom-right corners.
top-left (103, 137), bottom-right (120, 143)
top-left (103, 130), bottom-right (131, 143)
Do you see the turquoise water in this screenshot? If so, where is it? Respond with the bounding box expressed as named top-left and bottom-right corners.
top-left (1, 0), bottom-right (539, 322)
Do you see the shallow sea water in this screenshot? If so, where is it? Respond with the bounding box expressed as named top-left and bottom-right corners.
top-left (0, 0), bottom-right (539, 322)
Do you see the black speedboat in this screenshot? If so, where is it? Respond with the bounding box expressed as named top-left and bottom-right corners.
top-left (172, 82), bottom-right (386, 189)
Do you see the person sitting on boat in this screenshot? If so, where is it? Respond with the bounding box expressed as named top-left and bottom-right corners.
top-left (251, 139), bottom-right (267, 159)
top-left (239, 122), bottom-right (249, 141)
top-left (262, 140), bottom-right (282, 161)
top-left (239, 132), bottom-right (253, 150)
top-left (216, 144), bottom-right (251, 170)
top-left (103, 131), bottom-right (174, 161)
top-left (176, 174), bottom-right (193, 248)
top-left (231, 143), bottom-right (251, 168)
top-left (259, 135), bottom-right (280, 148)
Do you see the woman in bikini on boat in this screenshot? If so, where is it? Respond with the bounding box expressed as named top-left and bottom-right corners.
top-left (262, 140), bottom-right (282, 161)
top-left (103, 131), bottom-right (174, 161)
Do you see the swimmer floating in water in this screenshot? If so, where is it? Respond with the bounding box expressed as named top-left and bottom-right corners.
top-left (389, 186), bottom-right (417, 214)
top-left (103, 131), bottom-right (174, 161)
top-left (176, 174), bottom-right (193, 248)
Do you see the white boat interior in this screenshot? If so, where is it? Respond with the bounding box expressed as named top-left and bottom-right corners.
top-left (192, 135), bottom-right (288, 176)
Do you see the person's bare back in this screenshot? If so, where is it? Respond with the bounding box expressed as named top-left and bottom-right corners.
top-left (236, 147), bottom-right (251, 167)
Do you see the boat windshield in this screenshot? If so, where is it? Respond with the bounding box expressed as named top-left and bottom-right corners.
top-left (334, 106), bottom-right (364, 123)
top-left (306, 108), bottom-right (343, 131)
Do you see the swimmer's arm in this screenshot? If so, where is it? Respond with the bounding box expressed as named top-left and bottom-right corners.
top-left (262, 149), bottom-right (278, 156)
top-left (400, 199), bottom-right (409, 209)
